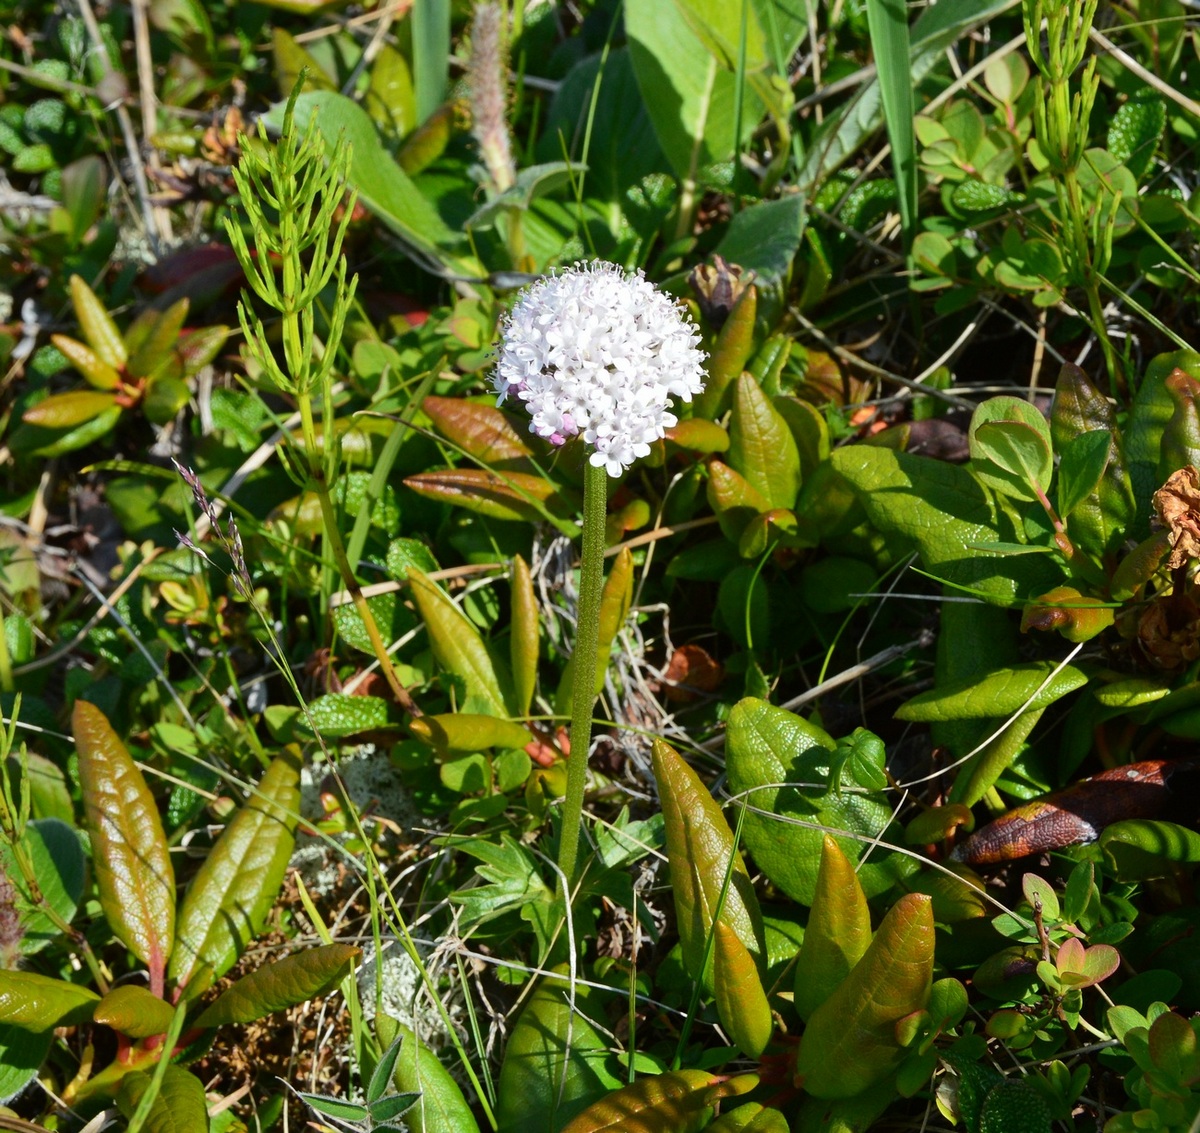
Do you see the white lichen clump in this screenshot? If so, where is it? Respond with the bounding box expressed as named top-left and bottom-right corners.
top-left (492, 261), bottom-right (707, 476)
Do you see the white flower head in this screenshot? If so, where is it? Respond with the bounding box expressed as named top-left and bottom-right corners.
top-left (492, 261), bottom-right (707, 477)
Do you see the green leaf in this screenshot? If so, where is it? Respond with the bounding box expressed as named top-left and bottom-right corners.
top-left (1107, 93), bottom-right (1165, 182)
top-left (300, 1094), bottom-right (369, 1123)
top-left (713, 195), bottom-right (808, 289)
top-left (794, 836), bottom-right (872, 1021)
top-left (707, 1103), bottom-right (790, 1132)
top-left (695, 285), bottom-right (757, 420)
top-left (895, 660), bottom-right (1087, 721)
top-left (0, 1023), bottom-right (51, 1103)
top-left (170, 748), bottom-right (301, 997)
top-left (951, 179), bottom-right (1019, 211)
top-left (271, 91), bottom-right (481, 279)
top-left (866, 0), bottom-right (917, 243)
top-left (69, 273), bottom-right (126, 369)
top-left (728, 374), bottom-right (802, 510)
top-left (408, 568), bottom-right (508, 716)
top-left (510, 555), bottom-right (538, 718)
top-left (557, 1069), bottom-right (722, 1133)
top-left (978, 1080), bottom-right (1053, 1133)
top-left (116, 1067), bottom-right (210, 1133)
top-left (22, 387), bottom-right (117, 428)
top-left (2, 817), bottom-right (84, 954)
top-left (26, 402), bottom-right (123, 457)
top-left (713, 920), bottom-right (773, 1057)
top-left (74, 699), bottom-right (175, 976)
top-left (392, 1022), bottom-right (482, 1133)
top-left (795, 894), bottom-right (934, 1098)
top-left (829, 445), bottom-right (1058, 603)
top-left (0, 969), bottom-right (99, 1031)
top-left (495, 969), bottom-right (624, 1131)
top-left (969, 397), bottom-right (1053, 503)
top-left (193, 942), bottom-right (359, 1027)
top-left (651, 738), bottom-right (766, 990)
top-left (126, 297), bottom-right (188, 380)
top-left (725, 699), bottom-right (914, 904)
top-left (447, 834), bottom-right (555, 947)
top-left (1101, 819), bottom-right (1200, 881)
top-left (707, 460), bottom-right (771, 545)
top-left (556, 547), bottom-right (634, 708)
top-left (409, 713), bottom-right (531, 754)
top-left (93, 985), bottom-right (176, 1038)
top-left (304, 693), bottom-right (402, 738)
top-left (1056, 430), bottom-right (1112, 520)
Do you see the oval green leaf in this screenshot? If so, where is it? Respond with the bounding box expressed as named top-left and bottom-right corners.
top-left (896, 660), bottom-right (1087, 722)
top-left (0, 969), bottom-right (99, 1031)
top-left (94, 985), bottom-right (176, 1038)
top-left (392, 1022), bottom-right (481, 1133)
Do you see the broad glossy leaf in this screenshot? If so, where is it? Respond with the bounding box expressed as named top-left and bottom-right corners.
top-left (794, 836), bottom-right (872, 1021)
top-left (404, 468), bottom-right (568, 523)
top-left (1020, 586), bottom-right (1113, 643)
top-left (796, 894), bottom-right (934, 1098)
top-left (170, 748), bottom-right (302, 996)
top-left (696, 285), bottom-right (757, 419)
top-left (1161, 368), bottom-right (1200, 474)
top-left (0, 969), bottom-right (99, 1030)
top-left (422, 395), bottom-right (532, 464)
top-left (495, 969), bottom-right (623, 1131)
top-left (725, 699), bottom-right (914, 903)
top-left (708, 459), bottom-right (771, 544)
top-left (1056, 431), bottom-right (1111, 520)
top-left (556, 547), bottom-right (634, 709)
top-left (3, 817), bottom-right (84, 953)
top-left (510, 554), bottom-right (538, 717)
top-left (193, 942), bottom-right (359, 1027)
top-left (409, 713), bottom-right (531, 753)
top-left (968, 397), bottom-right (1053, 503)
top-left (46, 335), bottom-right (120, 391)
top-left (94, 985), bottom-right (175, 1038)
top-left (713, 920), bottom-right (773, 1057)
top-left (392, 1022), bottom-right (481, 1133)
top-left (666, 418), bottom-right (731, 453)
top-left (116, 1066), bottom-right (208, 1133)
top-left (729, 374), bottom-right (802, 509)
top-left (0, 1023), bottom-right (51, 1103)
top-left (22, 387), bottom-right (117, 428)
top-left (408, 568), bottom-right (508, 716)
top-left (896, 661), bottom-right (1087, 721)
top-left (74, 700), bottom-right (175, 975)
top-left (69, 273), bottom-right (126, 368)
top-left (558, 1069), bottom-right (722, 1133)
top-left (829, 445), bottom-right (1060, 602)
top-left (708, 1103), bottom-right (790, 1132)
top-left (651, 738), bottom-right (765, 989)
top-left (1111, 531), bottom-right (1171, 601)
top-left (775, 396), bottom-right (830, 481)
top-left (1101, 819), bottom-right (1200, 881)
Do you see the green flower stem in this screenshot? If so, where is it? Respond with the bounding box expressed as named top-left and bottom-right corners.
top-left (556, 459), bottom-right (609, 889)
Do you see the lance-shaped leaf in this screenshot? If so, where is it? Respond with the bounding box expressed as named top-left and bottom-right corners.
top-left (651, 738), bottom-right (765, 990)
top-left (794, 836), bottom-right (872, 1021)
top-left (126, 297), bottom-right (189, 379)
top-left (407, 568), bottom-right (508, 716)
top-left (0, 969), bottom-right (99, 1030)
top-left (170, 748), bottom-right (302, 996)
top-left (713, 920), bottom-right (773, 1057)
top-left (32, 403), bottom-right (123, 457)
top-left (392, 1022), bottom-right (481, 1133)
top-left (404, 469), bottom-right (569, 523)
top-left (495, 969), bottom-right (623, 1131)
top-left (23, 388), bottom-right (118, 429)
top-left (510, 554), bottom-right (538, 717)
top-left (69, 273), bottom-right (126, 369)
top-left (46, 336), bottom-right (120, 391)
top-left (94, 985), bottom-right (176, 1039)
top-left (895, 661), bottom-right (1087, 722)
top-left (728, 374), bottom-right (802, 510)
top-left (796, 893), bottom-right (934, 1098)
top-left (116, 1066), bottom-right (208, 1133)
top-left (696, 284), bottom-right (757, 419)
top-left (193, 942), bottom-right (359, 1027)
top-left (708, 460), bottom-right (770, 545)
top-left (422, 395), bottom-right (532, 464)
top-left (178, 325), bottom-right (229, 375)
top-left (556, 547), bottom-right (634, 709)
top-left (558, 1070), bottom-right (723, 1133)
top-left (408, 713), bottom-right (531, 754)
top-left (74, 700), bottom-right (175, 977)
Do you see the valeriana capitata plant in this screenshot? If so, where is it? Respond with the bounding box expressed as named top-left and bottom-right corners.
top-left (492, 261), bottom-right (707, 887)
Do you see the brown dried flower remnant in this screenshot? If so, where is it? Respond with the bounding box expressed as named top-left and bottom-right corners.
top-left (1153, 465), bottom-right (1200, 570)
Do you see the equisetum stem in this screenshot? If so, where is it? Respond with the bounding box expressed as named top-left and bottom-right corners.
top-left (556, 459), bottom-right (609, 890)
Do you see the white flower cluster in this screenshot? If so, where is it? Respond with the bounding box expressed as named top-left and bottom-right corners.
top-left (492, 261), bottom-right (707, 477)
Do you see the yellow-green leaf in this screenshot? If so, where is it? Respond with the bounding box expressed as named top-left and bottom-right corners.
top-left (794, 836), bottom-right (872, 1021)
top-left (696, 284), bottom-right (757, 419)
top-left (0, 969), bottom-right (99, 1031)
top-left (796, 894), bottom-right (935, 1098)
top-left (713, 920), bottom-right (773, 1057)
top-left (708, 1103), bottom-right (790, 1132)
top-left (193, 943), bottom-right (359, 1027)
top-left (558, 1070), bottom-right (722, 1133)
top-left (74, 700), bottom-right (175, 977)
top-left (69, 273), bottom-right (126, 368)
top-left (22, 387), bottom-right (117, 429)
top-left (651, 738), bottom-right (765, 991)
top-left (392, 1022), bottom-right (481, 1133)
top-left (94, 985), bottom-right (175, 1038)
top-left (408, 713), bottom-right (531, 754)
top-left (116, 1066), bottom-right (208, 1133)
top-left (510, 554), bottom-right (539, 717)
top-left (728, 374), bottom-right (802, 510)
top-left (556, 546), bottom-right (634, 710)
top-left (408, 567), bottom-right (508, 716)
top-left (47, 335), bottom-right (120, 390)
top-left (126, 297), bottom-right (189, 379)
top-left (170, 748), bottom-right (302, 997)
